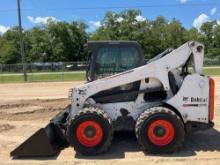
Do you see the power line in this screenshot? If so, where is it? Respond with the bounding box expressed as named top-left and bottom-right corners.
top-left (0, 3), bottom-right (219, 12)
top-left (43, 3), bottom-right (220, 11)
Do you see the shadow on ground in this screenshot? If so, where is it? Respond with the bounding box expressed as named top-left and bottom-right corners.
top-left (75, 131), bottom-right (139, 160)
top-left (12, 128), bottom-right (220, 160)
top-left (76, 128), bottom-right (220, 159)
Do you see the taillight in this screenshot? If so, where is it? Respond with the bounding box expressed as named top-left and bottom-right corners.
top-left (209, 78), bottom-right (215, 121)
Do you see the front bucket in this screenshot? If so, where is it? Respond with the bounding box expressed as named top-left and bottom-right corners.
top-left (10, 106), bottom-right (70, 158)
top-left (10, 123), bottom-right (67, 158)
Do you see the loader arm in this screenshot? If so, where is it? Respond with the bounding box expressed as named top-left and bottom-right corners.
top-left (70, 41), bottom-right (204, 114)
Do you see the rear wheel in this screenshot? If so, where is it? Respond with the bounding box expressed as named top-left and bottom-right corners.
top-left (68, 107), bottom-right (113, 155)
top-left (135, 106), bottom-right (185, 154)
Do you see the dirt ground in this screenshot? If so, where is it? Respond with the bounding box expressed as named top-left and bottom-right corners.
top-left (0, 78), bottom-right (220, 165)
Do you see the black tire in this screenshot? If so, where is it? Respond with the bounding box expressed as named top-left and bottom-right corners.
top-left (68, 106), bottom-right (113, 155)
top-left (135, 106), bottom-right (185, 154)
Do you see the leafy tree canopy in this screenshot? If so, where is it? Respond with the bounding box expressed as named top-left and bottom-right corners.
top-left (0, 9), bottom-right (220, 64)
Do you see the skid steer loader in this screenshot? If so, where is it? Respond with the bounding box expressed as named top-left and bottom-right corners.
top-left (11, 41), bottom-right (215, 157)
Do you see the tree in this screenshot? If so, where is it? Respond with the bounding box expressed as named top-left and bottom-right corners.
top-left (164, 19), bottom-right (186, 48)
top-left (91, 12), bottom-right (188, 59)
top-left (200, 22), bottom-right (220, 58)
top-left (26, 27), bottom-right (52, 62)
top-left (0, 27), bottom-right (20, 64)
top-left (1, 9), bottom-right (220, 64)
top-left (46, 21), bottom-right (88, 62)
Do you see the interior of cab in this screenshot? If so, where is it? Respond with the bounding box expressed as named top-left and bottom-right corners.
top-left (94, 46), bottom-right (142, 80)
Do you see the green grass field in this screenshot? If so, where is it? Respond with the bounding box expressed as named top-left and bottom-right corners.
top-left (203, 68), bottom-right (220, 76)
top-left (0, 67), bottom-right (220, 83)
top-left (0, 72), bottom-right (86, 83)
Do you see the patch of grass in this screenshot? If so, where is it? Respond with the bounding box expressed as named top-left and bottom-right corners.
top-left (0, 75), bottom-right (25, 83)
top-left (203, 68), bottom-right (220, 76)
top-left (0, 67), bottom-right (220, 83)
top-left (0, 72), bottom-right (86, 83)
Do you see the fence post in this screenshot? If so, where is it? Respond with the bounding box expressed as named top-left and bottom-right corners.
top-left (0, 64), bottom-right (2, 83)
top-left (29, 63), bottom-right (32, 82)
top-left (62, 63), bottom-right (64, 81)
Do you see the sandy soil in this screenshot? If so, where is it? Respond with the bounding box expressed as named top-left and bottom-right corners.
top-left (0, 81), bottom-right (82, 103)
top-left (0, 78), bottom-right (220, 165)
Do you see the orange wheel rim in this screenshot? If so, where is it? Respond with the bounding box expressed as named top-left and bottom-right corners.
top-left (76, 120), bottom-right (103, 147)
top-left (147, 120), bottom-right (175, 146)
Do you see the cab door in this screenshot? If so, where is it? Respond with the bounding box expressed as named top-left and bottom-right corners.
top-left (87, 42), bottom-right (145, 81)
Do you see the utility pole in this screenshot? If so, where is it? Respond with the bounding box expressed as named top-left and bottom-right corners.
top-left (17, 0), bottom-right (27, 81)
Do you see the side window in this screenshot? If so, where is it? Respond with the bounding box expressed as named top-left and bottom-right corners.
top-left (94, 46), bottom-right (141, 79)
top-left (95, 47), bottom-right (119, 78)
top-left (119, 47), bottom-right (140, 70)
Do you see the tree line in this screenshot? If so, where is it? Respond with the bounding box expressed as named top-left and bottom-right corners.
top-left (0, 10), bottom-right (220, 64)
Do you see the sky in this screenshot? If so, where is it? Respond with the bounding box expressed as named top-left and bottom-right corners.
top-left (0, 0), bottom-right (220, 34)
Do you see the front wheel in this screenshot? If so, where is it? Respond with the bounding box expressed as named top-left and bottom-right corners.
top-left (135, 106), bottom-right (185, 154)
top-left (68, 107), bottom-right (113, 155)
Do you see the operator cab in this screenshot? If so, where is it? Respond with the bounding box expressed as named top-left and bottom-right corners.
top-left (87, 41), bottom-right (145, 81)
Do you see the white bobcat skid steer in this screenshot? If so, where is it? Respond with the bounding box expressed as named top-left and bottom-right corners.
top-left (11, 41), bottom-right (215, 157)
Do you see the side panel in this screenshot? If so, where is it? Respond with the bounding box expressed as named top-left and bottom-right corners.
top-left (100, 102), bottom-right (162, 131)
top-left (100, 102), bottom-right (160, 121)
top-left (167, 74), bottom-right (209, 123)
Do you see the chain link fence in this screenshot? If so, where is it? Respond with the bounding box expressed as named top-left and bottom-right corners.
top-left (0, 62), bottom-right (87, 83)
top-left (204, 57), bottom-right (220, 66)
top-left (0, 61), bottom-right (88, 73)
top-left (0, 58), bottom-right (220, 83)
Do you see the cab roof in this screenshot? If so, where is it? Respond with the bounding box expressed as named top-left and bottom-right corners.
top-left (88, 40), bottom-right (141, 50)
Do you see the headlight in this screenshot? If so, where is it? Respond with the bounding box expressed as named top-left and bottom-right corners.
top-left (68, 88), bottom-right (73, 99)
